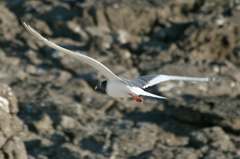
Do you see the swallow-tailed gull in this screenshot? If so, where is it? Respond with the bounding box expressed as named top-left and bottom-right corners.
top-left (23, 22), bottom-right (210, 103)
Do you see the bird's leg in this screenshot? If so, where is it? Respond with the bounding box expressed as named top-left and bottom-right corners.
top-left (128, 93), bottom-right (144, 103)
top-left (133, 96), bottom-right (143, 103)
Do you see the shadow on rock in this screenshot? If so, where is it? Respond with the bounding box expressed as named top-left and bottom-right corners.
top-left (123, 97), bottom-right (228, 136)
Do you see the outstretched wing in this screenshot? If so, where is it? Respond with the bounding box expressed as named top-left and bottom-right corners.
top-left (125, 75), bottom-right (156, 88)
top-left (23, 22), bottom-right (121, 80)
top-left (129, 74), bottom-right (210, 89)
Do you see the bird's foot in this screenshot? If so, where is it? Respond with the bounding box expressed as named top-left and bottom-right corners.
top-left (129, 93), bottom-right (143, 103)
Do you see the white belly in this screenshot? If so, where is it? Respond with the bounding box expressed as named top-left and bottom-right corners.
top-left (106, 80), bottom-right (131, 98)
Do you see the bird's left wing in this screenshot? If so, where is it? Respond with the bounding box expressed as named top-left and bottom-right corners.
top-left (23, 22), bottom-right (121, 81)
top-left (130, 75), bottom-right (210, 89)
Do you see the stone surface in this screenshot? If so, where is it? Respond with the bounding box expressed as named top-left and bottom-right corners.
top-left (0, 83), bottom-right (27, 159)
top-left (0, 0), bottom-right (240, 159)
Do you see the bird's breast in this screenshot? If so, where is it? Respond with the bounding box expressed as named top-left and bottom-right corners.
top-left (106, 80), bottom-right (131, 98)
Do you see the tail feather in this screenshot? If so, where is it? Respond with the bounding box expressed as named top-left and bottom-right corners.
top-left (129, 86), bottom-right (167, 100)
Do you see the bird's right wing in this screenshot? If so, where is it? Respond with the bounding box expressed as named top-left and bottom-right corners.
top-left (143, 75), bottom-right (210, 88)
top-left (23, 22), bottom-right (121, 80)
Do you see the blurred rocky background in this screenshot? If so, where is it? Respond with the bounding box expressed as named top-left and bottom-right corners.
top-left (0, 0), bottom-right (240, 159)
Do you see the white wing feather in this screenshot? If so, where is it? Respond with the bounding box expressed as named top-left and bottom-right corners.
top-left (143, 75), bottom-right (209, 88)
top-left (23, 22), bottom-right (121, 80)
top-left (129, 87), bottom-right (167, 99)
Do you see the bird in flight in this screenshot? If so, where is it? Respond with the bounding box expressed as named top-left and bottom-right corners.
top-left (23, 22), bottom-right (210, 103)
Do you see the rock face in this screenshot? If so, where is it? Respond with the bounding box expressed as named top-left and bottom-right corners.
top-left (0, 84), bottom-right (27, 159)
top-left (0, 0), bottom-right (240, 159)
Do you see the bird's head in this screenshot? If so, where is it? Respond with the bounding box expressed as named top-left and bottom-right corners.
top-left (95, 80), bottom-right (107, 94)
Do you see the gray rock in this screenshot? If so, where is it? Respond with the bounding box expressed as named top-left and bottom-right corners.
top-left (203, 150), bottom-right (234, 159)
top-left (32, 114), bottom-right (54, 135)
top-left (0, 0), bottom-right (240, 159)
top-left (190, 127), bottom-right (235, 152)
top-left (0, 84), bottom-right (18, 114)
top-left (0, 83), bottom-right (27, 159)
top-left (2, 137), bottom-right (28, 159)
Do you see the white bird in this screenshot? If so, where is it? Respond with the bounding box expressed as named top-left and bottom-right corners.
top-left (23, 22), bottom-right (210, 103)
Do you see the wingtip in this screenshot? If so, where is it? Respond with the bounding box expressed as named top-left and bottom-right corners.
top-left (22, 21), bottom-right (33, 34)
top-left (154, 95), bottom-right (168, 100)
top-left (21, 21), bottom-right (28, 29)
top-left (161, 96), bottom-right (168, 100)
top-left (21, 21), bottom-right (26, 25)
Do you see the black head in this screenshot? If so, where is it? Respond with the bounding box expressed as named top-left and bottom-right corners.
top-left (95, 80), bottom-right (107, 94)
